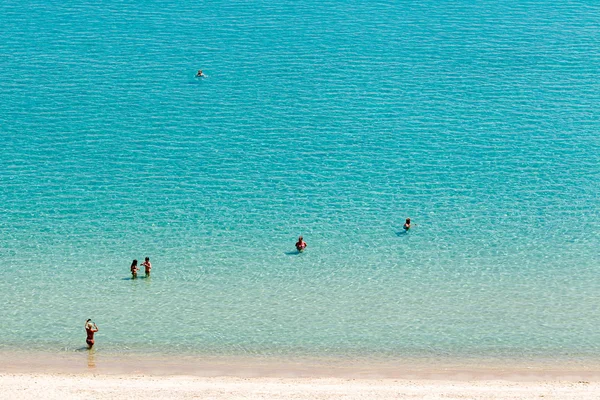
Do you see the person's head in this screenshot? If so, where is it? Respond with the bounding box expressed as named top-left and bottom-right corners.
top-left (131, 259), bottom-right (138, 267)
top-left (298, 236), bottom-right (303, 241)
top-left (145, 257), bottom-right (149, 262)
top-left (405, 218), bottom-right (410, 224)
top-left (86, 319), bottom-right (93, 329)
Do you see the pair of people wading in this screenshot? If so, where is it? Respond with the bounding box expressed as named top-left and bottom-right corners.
top-left (130, 257), bottom-right (152, 278)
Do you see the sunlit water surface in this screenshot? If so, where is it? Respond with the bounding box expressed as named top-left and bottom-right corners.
top-left (0, 0), bottom-right (599, 365)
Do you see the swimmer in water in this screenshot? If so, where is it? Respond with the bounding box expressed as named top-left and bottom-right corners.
top-left (196, 70), bottom-right (205, 77)
top-left (141, 257), bottom-right (152, 277)
top-left (85, 319), bottom-right (98, 349)
top-left (403, 218), bottom-right (411, 231)
top-left (295, 236), bottom-right (307, 252)
top-left (130, 259), bottom-right (139, 278)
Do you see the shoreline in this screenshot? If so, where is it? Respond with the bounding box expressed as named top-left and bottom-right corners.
top-left (2, 349), bottom-right (600, 381)
top-left (3, 351), bottom-right (600, 399)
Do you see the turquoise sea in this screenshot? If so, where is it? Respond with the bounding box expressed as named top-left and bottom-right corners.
top-left (1, 0), bottom-right (600, 367)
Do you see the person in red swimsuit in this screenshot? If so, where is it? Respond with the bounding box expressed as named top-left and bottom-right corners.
top-left (85, 319), bottom-right (98, 349)
top-left (295, 236), bottom-right (307, 252)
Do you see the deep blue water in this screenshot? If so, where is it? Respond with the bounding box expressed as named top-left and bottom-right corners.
top-left (1, 0), bottom-right (599, 363)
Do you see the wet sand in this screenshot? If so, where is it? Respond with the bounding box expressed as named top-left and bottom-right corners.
top-left (3, 349), bottom-right (600, 379)
top-left (2, 351), bottom-right (600, 399)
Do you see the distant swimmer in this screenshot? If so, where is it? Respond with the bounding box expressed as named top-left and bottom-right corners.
top-left (295, 236), bottom-right (307, 252)
top-left (141, 257), bottom-right (152, 277)
top-left (85, 319), bottom-right (98, 349)
top-left (196, 70), bottom-right (205, 78)
top-left (130, 259), bottom-right (139, 278)
top-left (403, 218), bottom-right (411, 231)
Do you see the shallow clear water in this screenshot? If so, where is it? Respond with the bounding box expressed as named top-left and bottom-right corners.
top-left (1, 0), bottom-right (599, 363)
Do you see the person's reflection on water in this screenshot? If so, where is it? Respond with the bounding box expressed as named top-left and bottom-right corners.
top-left (87, 348), bottom-right (96, 369)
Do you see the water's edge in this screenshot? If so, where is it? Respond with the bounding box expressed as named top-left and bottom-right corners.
top-left (3, 350), bottom-right (600, 380)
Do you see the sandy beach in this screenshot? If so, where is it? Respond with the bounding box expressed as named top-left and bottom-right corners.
top-left (2, 350), bottom-right (600, 399)
top-left (1, 373), bottom-right (599, 400)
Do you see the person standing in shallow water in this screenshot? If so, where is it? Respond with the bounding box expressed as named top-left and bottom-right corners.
top-left (85, 319), bottom-right (98, 349)
top-left (130, 259), bottom-right (139, 278)
top-left (295, 236), bottom-right (307, 252)
top-left (141, 257), bottom-right (152, 277)
top-left (403, 218), bottom-right (411, 231)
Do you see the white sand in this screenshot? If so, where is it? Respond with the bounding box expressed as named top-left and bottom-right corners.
top-left (0, 373), bottom-right (598, 400)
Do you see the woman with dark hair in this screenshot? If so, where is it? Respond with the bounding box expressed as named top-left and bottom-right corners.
top-left (403, 218), bottom-right (411, 231)
top-left (130, 259), bottom-right (139, 278)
